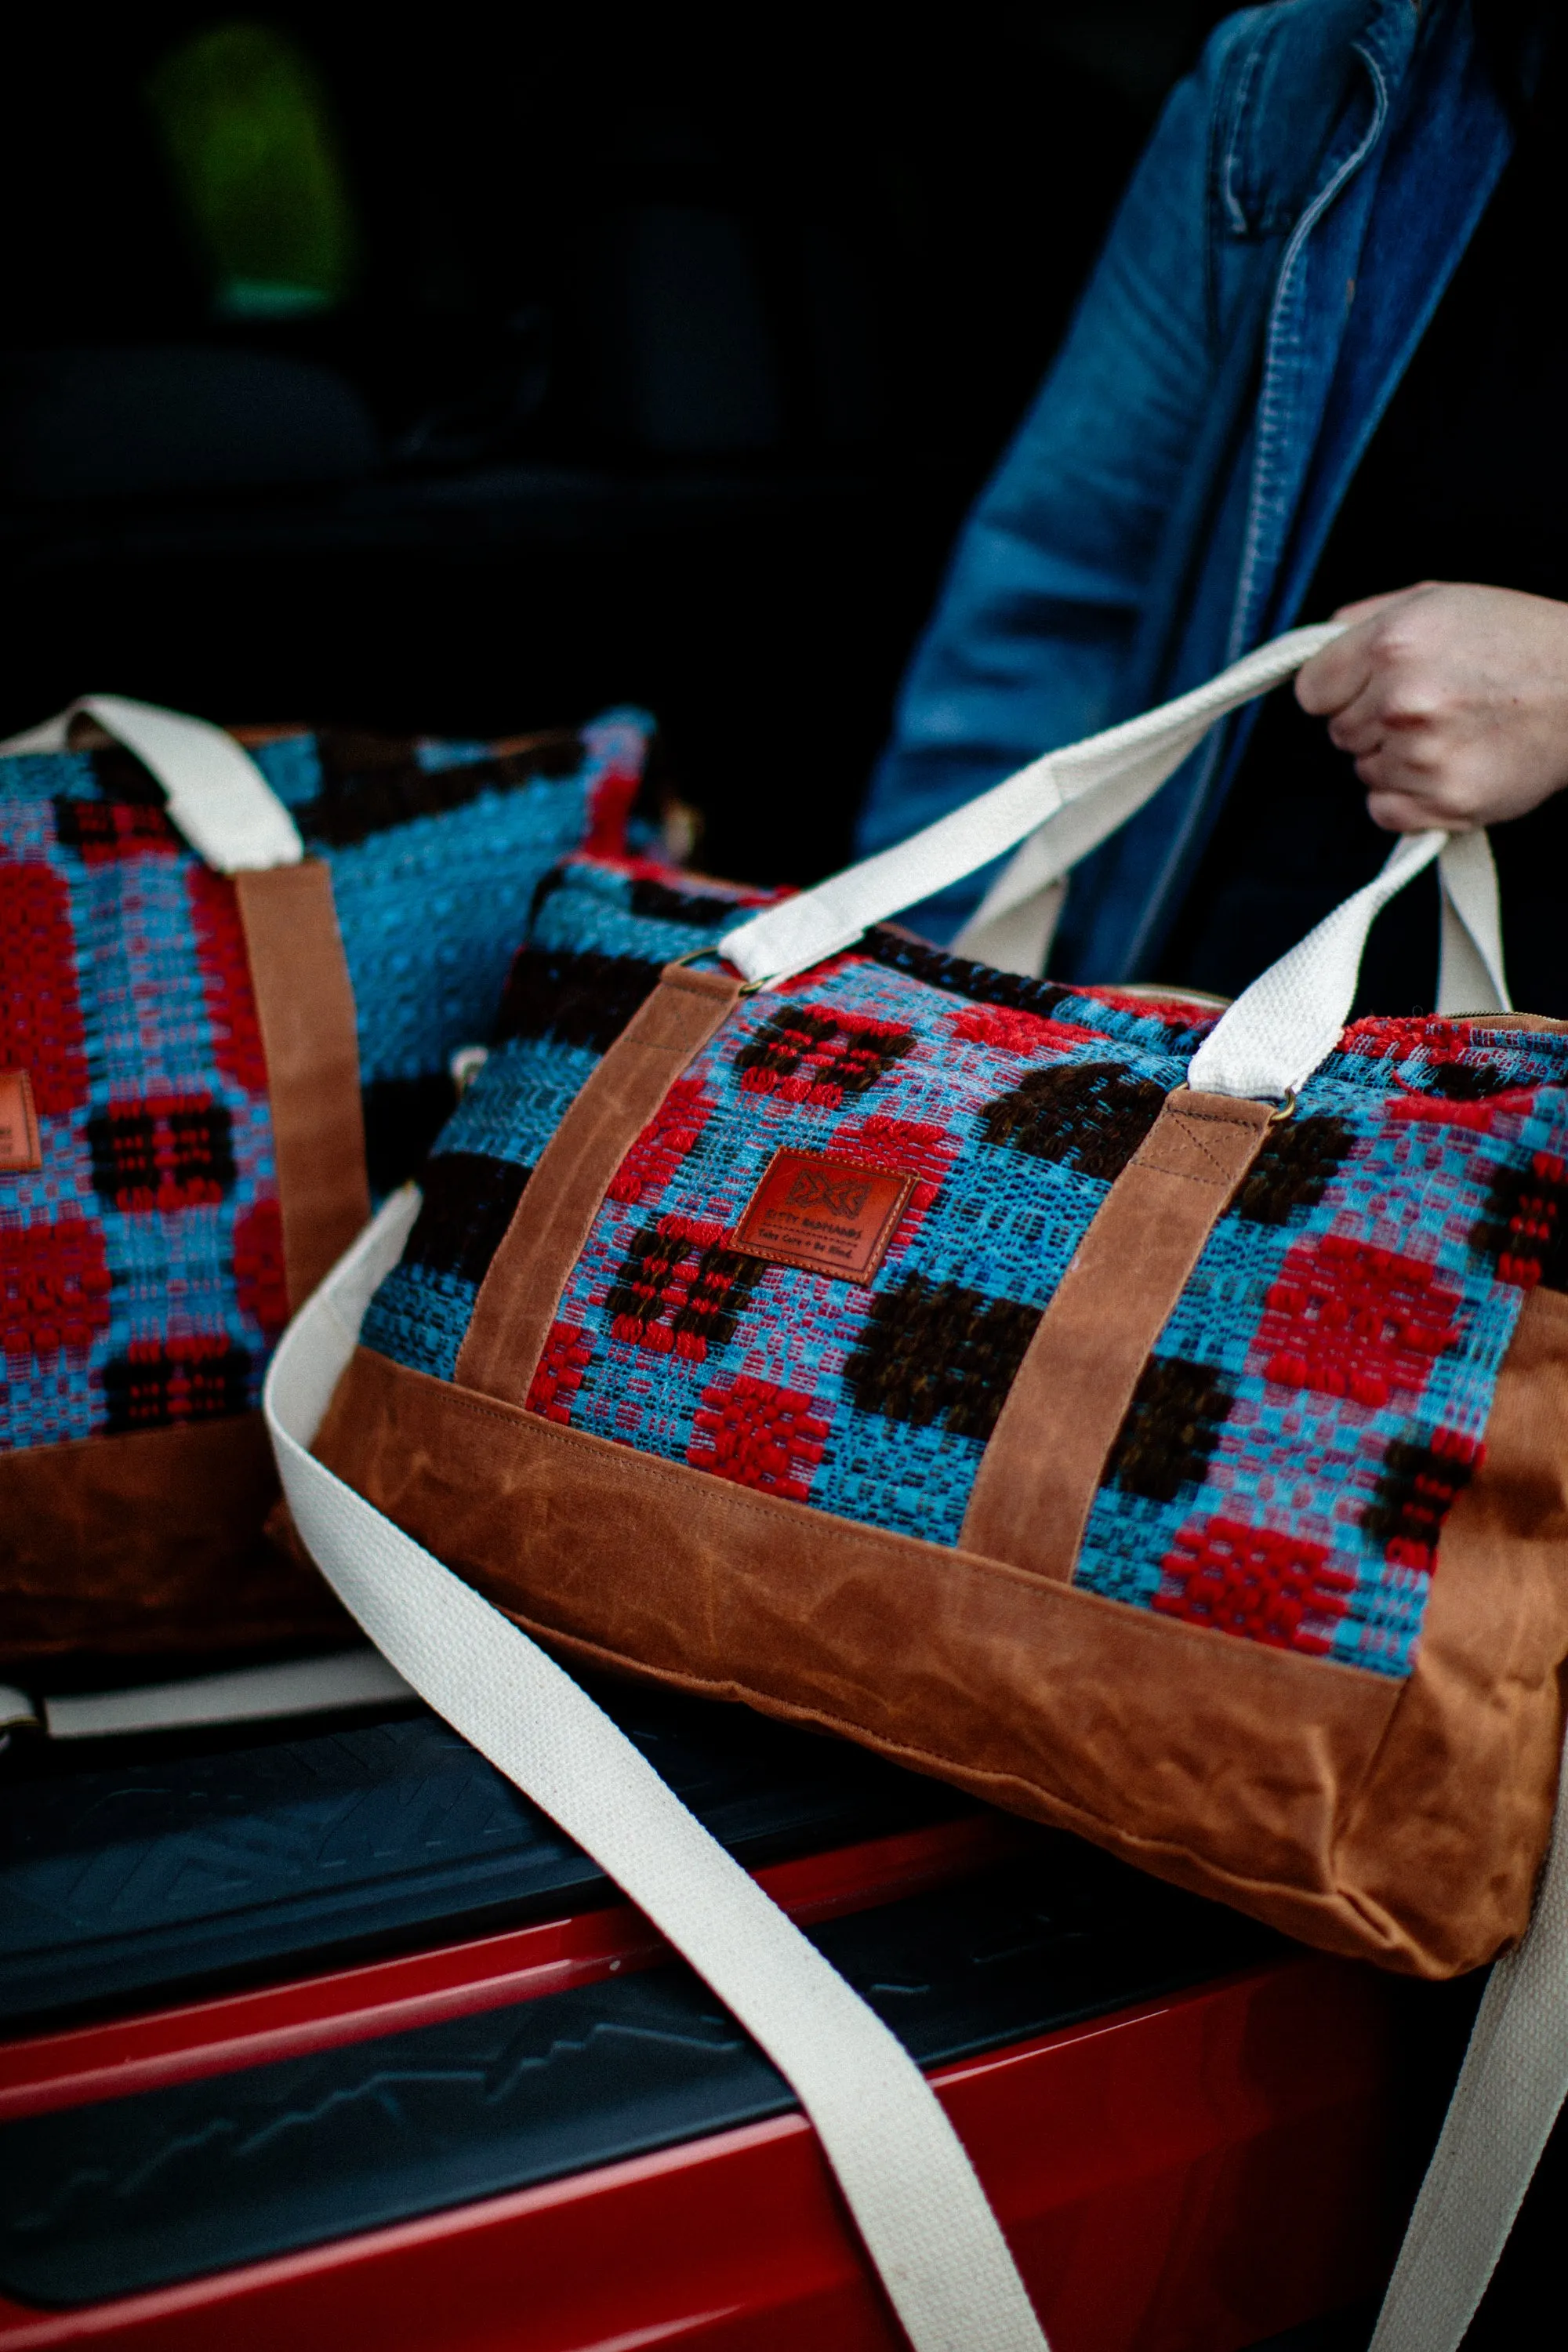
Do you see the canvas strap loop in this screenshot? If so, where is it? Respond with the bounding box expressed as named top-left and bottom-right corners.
top-left (717, 625), bottom-right (1347, 986)
top-left (2, 693), bottom-right (303, 872)
top-left (265, 1191), bottom-right (1051, 2352)
top-left (1189, 823), bottom-right (1510, 1100)
top-left (716, 622), bottom-right (1510, 1102)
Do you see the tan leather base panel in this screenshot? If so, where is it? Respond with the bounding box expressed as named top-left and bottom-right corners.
top-left (2, 1414), bottom-right (354, 1671)
top-left (313, 1323), bottom-right (1568, 1979)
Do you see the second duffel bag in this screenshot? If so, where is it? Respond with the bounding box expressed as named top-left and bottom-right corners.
top-left (2, 691), bottom-right (652, 1667)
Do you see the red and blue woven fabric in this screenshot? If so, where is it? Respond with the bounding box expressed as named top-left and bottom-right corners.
top-left (365, 851), bottom-right (1568, 1682)
top-left (0, 720), bottom-right (649, 1456)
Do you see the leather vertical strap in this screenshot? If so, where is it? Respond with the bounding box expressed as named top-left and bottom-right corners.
top-left (235, 862), bottom-right (371, 1310)
top-left (960, 1088), bottom-right (1275, 1581)
top-left (456, 964), bottom-right (744, 1406)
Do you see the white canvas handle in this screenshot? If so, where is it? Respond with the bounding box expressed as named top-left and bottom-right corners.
top-left (719, 623), bottom-right (1347, 986)
top-left (717, 623), bottom-right (1510, 1098)
top-left (1187, 820), bottom-right (1510, 1099)
top-left (2, 693), bottom-right (303, 873)
top-left (263, 1190), bottom-right (1051, 2352)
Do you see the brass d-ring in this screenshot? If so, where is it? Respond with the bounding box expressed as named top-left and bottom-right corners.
top-left (1268, 1088), bottom-right (1298, 1124)
top-left (664, 944), bottom-right (768, 995)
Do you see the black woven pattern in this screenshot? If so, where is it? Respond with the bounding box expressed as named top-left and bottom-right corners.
top-left (1363, 1436), bottom-right (1479, 1560)
top-left (87, 1102), bottom-right (235, 1208)
top-left (102, 1345), bottom-right (253, 1432)
top-left (628, 877), bottom-right (756, 928)
top-left (1102, 1357), bottom-right (1236, 1502)
top-left (361, 1074), bottom-right (459, 1199)
top-left (495, 948), bottom-right (665, 1055)
top-left (85, 746), bottom-right (166, 804)
top-left (404, 1152), bottom-right (530, 1286)
top-left (732, 1007), bottom-right (838, 1082)
top-left (298, 731), bottom-right (586, 851)
top-left (979, 1061), bottom-right (1167, 1181)
top-left (1234, 1114), bottom-right (1357, 1226)
top-left (861, 928), bottom-right (1077, 1018)
top-left (604, 1223), bottom-right (764, 1355)
top-left (53, 795), bottom-right (180, 856)
top-left (1472, 1154), bottom-right (1568, 1290)
top-left (1421, 1062), bottom-right (1511, 1101)
top-left (844, 1276), bottom-right (1040, 1442)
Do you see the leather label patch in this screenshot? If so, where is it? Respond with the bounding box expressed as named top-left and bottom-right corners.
top-left (732, 1149), bottom-right (916, 1284)
top-left (0, 1068), bottom-right (41, 1173)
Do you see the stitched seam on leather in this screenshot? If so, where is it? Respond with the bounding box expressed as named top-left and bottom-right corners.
top-left (346, 1346), bottom-right (1387, 1681)
top-left (434, 1382), bottom-right (957, 1564)
top-left (499, 1608), bottom-right (1391, 1922)
top-left (1127, 1160), bottom-right (1233, 1189)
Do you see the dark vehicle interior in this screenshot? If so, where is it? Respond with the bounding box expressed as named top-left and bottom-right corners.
top-left (2, 2), bottom-right (1223, 883)
top-left (1, 9), bottom-right (1557, 2350)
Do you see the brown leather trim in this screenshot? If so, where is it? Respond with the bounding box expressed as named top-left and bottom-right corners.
top-left (1336, 1283), bottom-right (1568, 1970)
top-left (0, 1415), bottom-right (352, 1669)
top-left (961, 1088), bottom-right (1275, 1580)
top-left (312, 1338), bottom-right (1558, 1976)
top-left (236, 862), bottom-right (370, 1310)
top-left (456, 964), bottom-right (744, 1405)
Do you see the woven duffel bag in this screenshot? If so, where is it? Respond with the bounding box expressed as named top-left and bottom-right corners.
top-left (2, 692), bottom-right (652, 1667)
top-left (270, 626), bottom-right (1568, 2352)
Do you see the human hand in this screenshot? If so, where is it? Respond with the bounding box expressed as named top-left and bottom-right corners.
top-left (1293, 581), bottom-right (1568, 831)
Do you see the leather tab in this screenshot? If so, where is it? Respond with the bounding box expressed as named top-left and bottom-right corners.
top-left (732, 1149), bottom-right (916, 1283)
top-left (0, 1068), bottom-right (41, 1173)
top-left (960, 1088), bottom-right (1275, 1582)
top-left (236, 863), bottom-right (371, 1310)
top-left (457, 964), bottom-right (744, 1406)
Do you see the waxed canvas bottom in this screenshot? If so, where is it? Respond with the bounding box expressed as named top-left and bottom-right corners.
top-left (2, 1412), bottom-right (353, 1670)
top-left (313, 1286), bottom-right (1568, 1980)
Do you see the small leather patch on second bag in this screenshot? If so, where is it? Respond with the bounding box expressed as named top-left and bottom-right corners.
top-left (0, 1069), bottom-right (41, 1172)
top-left (731, 1149), bottom-right (917, 1283)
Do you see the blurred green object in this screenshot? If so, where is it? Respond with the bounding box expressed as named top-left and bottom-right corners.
top-left (145, 22), bottom-right (358, 320)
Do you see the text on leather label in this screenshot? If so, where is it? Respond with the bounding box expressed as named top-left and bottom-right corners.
top-left (731, 1149), bottom-right (917, 1284)
top-left (0, 1069), bottom-right (41, 1173)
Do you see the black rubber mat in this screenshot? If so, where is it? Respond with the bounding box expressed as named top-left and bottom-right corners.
top-left (0, 1840), bottom-right (1278, 2307)
top-left (0, 1679), bottom-right (968, 2028)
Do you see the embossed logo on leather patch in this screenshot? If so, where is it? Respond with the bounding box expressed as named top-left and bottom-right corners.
top-left (731, 1148), bottom-right (917, 1284)
top-left (0, 1069), bottom-right (41, 1174)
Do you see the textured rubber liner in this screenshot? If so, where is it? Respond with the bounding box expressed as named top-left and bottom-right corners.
top-left (0, 1843), bottom-right (1277, 2307)
top-left (0, 1681), bottom-right (965, 2028)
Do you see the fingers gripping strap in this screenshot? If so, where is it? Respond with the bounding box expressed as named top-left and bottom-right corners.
top-left (263, 1194), bottom-right (1050, 2352)
top-left (719, 622), bottom-right (1345, 987)
top-left (1368, 1736), bottom-right (1568, 2352)
top-left (2, 693), bottom-right (303, 872)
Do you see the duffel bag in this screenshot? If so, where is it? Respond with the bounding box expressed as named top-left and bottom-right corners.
top-left (2, 692), bottom-right (652, 1668)
top-left (270, 625), bottom-right (1568, 2352)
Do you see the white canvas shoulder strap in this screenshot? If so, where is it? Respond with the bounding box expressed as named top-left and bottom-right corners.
top-left (1369, 1744), bottom-right (1568, 2350)
top-left (266, 1190), bottom-right (1568, 2352)
top-left (260, 621), bottom-right (1555, 2345)
top-left (264, 1191), bottom-right (1051, 2352)
top-left (2, 693), bottom-right (303, 873)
